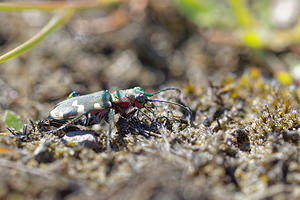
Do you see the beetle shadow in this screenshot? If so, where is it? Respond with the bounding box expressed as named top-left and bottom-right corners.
top-left (113, 116), bottom-right (160, 150)
top-left (113, 114), bottom-right (189, 151)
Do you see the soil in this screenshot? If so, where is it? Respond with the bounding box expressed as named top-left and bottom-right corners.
top-left (0, 1), bottom-right (299, 199)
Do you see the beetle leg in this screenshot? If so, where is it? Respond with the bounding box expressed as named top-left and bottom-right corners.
top-left (136, 108), bottom-right (152, 121)
top-left (106, 108), bottom-right (114, 151)
top-left (42, 113), bottom-right (85, 135)
top-left (145, 106), bottom-right (155, 116)
top-left (83, 113), bottom-right (96, 126)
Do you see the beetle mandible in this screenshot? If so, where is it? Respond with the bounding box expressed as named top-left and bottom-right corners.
top-left (45, 87), bottom-right (191, 150)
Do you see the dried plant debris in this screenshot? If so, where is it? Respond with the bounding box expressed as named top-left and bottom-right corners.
top-left (0, 72), bottom-right (299, 200)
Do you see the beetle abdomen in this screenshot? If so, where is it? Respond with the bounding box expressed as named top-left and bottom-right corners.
top-left (50, 90), bottom-right (112, 120)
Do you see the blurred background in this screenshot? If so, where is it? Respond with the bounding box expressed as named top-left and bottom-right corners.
top-left (0, 0), bottom-right (299, 127)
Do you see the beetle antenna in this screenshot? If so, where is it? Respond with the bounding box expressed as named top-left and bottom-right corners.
top-left (146, 88), bottom-right (181, 97)
top-left (147, 99), bottom-right (192, 121)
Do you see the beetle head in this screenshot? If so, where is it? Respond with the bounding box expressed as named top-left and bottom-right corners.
top-left (124, 87), bottom-right (147, 108)
top-left (134, 93), bottom-right (147, 108)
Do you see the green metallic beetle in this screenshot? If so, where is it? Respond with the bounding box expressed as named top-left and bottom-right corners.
top-left (46, 87), bottom-right (191, 150)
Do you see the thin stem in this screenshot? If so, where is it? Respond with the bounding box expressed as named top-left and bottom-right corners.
top-left (227, 0), bottom-right (255, 27)
top-left (0, 9), bottom-right (75, 63)
top-left (0, 0), bottom-right (118, 11)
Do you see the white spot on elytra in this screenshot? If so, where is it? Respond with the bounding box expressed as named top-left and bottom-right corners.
top-left (50, 110), bottom-right (58, 118)
top-left (94, 103), bottom-right (101, 109)
top-left (59, 112), bottom-right (64, 118)
top-left (58, 112), bottom-right (64, 118)
top-left (50, 110), bottom-right (64, 119)
top-left (72, 100), bottom-right (85, 114)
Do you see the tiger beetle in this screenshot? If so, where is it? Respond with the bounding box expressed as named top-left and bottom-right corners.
top-left (45, 87), bottom-right (191, 151)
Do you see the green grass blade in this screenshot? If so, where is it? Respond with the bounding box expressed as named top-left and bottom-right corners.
top-left (227, 0), bottom-right (255, 27)
top-left (0, 0), bottom-right (116, 11)
top-left (0, 9), bottom-right (75, 63)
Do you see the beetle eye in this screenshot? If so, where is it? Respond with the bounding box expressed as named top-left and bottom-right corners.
top-left (136, 95), bottom-right (145, 103)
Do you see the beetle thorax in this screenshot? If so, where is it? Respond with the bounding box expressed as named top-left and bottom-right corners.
top-left (126, 87), bottom-right (146, 108)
